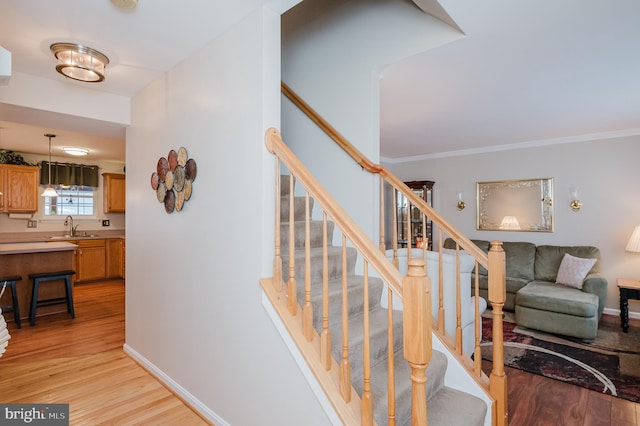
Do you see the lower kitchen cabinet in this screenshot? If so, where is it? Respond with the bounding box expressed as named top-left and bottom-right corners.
top-left (106, 238), bottom-right (124, 279)
top-left (72, 238), bottom-right (125, 283)
top-left (75, 239), bottom-right (106, 282)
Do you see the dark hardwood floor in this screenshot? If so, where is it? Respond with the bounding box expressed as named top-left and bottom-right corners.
top-left (1, 280), bottom-right (638, 425)
top-left (488, 314), bottom-right (640, 426)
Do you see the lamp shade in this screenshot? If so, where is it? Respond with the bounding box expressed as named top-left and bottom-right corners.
top-left (500, 215), bottom-right (521, 230)
top-left (625, 225), bottom-right (640, 253)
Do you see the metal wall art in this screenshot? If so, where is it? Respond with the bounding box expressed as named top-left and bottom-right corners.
top-left (150, 147), bottom-right (197, 213)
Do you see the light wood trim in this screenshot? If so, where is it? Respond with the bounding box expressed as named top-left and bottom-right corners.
top-left (265, 128), bottom-right (403, 297)
top-left (361, 261), bottom-right (373, 425)
top-left (321, 212), bottom-right (332, 371)
top-left (281, 82), bottom-right (383, 175)
top-left (455, 245), bottom-right (463, 355)
top-left (387, 287), bottom-right (396, 426)
top-left (488, 241), bottom-right (508, 426)
top-left (339, 235), bottom-right (352, 403)
top-left (303, 192), bottom-right (314, 341)
top-left (274, 159), bottom-right (283, 291)
top-left (437, 232), bottom-right (445, 334)
top-left (391, 189), bottom-right (399, 269)
top-left (287, 175), bottom-right (297, 316)
top-left (262, 278), bottom-right (363, 425)
top-left (474, 263), bottom-right (482, 377)
top-left (402, 258), bottom-right (431, 425)
top-left (281, 83), bottom-right (488, 267)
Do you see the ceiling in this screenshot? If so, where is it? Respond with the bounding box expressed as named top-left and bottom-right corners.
top-left (1, 0), bottom-right (639, 163)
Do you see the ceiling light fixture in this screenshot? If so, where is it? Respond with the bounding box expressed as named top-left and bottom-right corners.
top-left (41, 134), bottom-right (58, 197)
top-left (50, 42), bottom-right (110, 83)
top-left (63, 147), bottom-right (89, 156)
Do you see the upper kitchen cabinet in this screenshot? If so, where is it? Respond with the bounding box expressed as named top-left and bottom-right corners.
top-left (0, 164), bottom-right (39, 213)
top-left (103, 173), bottom-right (125, 213)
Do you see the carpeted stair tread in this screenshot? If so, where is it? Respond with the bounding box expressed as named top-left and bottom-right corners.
top-left (424, 387), bottom-right (487, 426)
top-left (364, 349), bottom-right (448, 424)
top-left (282, 246), bottom-right (357, 282)
top-left (280, 220), bottom-right (335, 250)
top-left (330, 306), bottom-right (404, 387)
top-left (280, 195), bottom-right (315, 222)
top-left (296, 274), bottom-right (385, 332)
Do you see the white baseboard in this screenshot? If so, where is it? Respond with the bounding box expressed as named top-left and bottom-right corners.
top-left (123, 343), bottom-right (228, 426)
top-left (603, 307), bottom-right (640, 320)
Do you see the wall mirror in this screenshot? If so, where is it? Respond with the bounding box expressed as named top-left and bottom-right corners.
top-left (477, 177), bottom-right (554, 232)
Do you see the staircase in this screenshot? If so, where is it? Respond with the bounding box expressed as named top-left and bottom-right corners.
top-left (278, 175), bottom-right (487, 425)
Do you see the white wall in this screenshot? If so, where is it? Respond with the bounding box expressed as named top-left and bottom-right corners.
top-left (125, 7), bottom-right (331, 425)
top-left (384, 134), bottom-right (640, 316)
top-left (281, 0), bottom-right (463, 240)
top-left (0, 152), bottom-right (125, 233)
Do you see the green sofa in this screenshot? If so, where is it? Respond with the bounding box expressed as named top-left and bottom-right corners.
top-left (444, 239), bottom-right (608, 339)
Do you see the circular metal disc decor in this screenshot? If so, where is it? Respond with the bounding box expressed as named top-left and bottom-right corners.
top-left (151, 147), bottom-right (196, 214)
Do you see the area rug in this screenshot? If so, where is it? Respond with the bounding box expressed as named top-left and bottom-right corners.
top-left (481, 316), bottom-right (640, 403)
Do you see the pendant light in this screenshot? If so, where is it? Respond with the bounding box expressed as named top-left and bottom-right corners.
top-left (41, 134), bottom-right (58, 197)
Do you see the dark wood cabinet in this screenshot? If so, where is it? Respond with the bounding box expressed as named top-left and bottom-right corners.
top-left (397, 180), bottom-right (434, 250)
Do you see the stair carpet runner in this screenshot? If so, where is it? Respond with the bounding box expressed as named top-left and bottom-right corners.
top-left (279, 176), bottom-right (486, 425)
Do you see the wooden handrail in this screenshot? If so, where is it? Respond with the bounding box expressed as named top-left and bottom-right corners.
top-left (265, 127), bottom-right (403, 297)
top-left (281, 81), bottom-right (488, 267)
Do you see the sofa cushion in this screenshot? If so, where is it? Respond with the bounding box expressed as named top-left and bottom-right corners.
top-left (502, 241), bottom-right (536, 281)
top-left (555, 254), bottom-right (598, 289)
top-left (515, 281), bottom-right (598, 318)
top-left (535, 245), bottom-right (601, 282)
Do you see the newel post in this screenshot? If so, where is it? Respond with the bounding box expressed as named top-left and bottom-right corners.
top-left (488, 241), bottom-right (508, 426)
top-left (403, 258), bottom-right (431, 426)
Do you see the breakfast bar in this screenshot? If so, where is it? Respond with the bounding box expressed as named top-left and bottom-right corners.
top-left (0, 242), bottom-right (77, 324)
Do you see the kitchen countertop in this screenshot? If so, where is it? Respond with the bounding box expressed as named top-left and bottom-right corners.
top-left (0, 231), bottom-right (125, 244)
top-left (0, 241), bottom-right (78, 255)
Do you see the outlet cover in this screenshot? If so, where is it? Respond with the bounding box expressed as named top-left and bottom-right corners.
top-left (102, 220), bottom-right (110, 226)
top-left (27, 220), bottom-right (37, 228)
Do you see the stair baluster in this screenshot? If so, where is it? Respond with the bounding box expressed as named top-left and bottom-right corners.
top-left (321, 212), bottom-right (332, 370)
top-left (288, 175), bottom-right (297, 316)
top-left (274, 159), bottom-right (283, 291)
top-left (361, 260), bottom-right (373, 424)
top-left (339, 234), bottom-right (352, 403)
top-left (303, 192), bottom-right (313, 341)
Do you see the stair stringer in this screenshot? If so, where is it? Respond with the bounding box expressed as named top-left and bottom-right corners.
top-left (260, 277), bottom-right (363, 426)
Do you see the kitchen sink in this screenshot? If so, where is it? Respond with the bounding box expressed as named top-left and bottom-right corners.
top-left (49, 234), bottom-right (100, 240)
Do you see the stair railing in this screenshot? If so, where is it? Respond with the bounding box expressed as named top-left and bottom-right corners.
top-left (265, 128), bottom-right (432, 424)
top-left (281, 81), bottom-right (508, 425)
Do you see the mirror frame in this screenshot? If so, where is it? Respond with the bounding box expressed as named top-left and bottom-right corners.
top-left (476, 177), bottom-right (554, 232)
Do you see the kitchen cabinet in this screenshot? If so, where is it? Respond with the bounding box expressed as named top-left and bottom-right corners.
top-left (0, 164), bottom-right (39, 213)
top-left (106, 238), bottom-right (124, 279)
top-left (397, 180), bottom-right (434, 250)
top-left (75, 239), bottom-right (106, 282)
top-left (103, 173), bottom-right (125, 213)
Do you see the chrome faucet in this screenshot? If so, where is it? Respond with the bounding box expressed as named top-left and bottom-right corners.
top-left (64, 215), bottom-right (78, 237)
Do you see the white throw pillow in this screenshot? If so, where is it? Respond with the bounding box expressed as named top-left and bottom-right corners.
top-left (555, 253), bottom-right (597, 289)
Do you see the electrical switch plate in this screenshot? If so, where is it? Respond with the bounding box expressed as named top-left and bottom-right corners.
top-left (102, 220), bottom-right (110, 226)
top-left (27, 220), bottom-right (37, 228)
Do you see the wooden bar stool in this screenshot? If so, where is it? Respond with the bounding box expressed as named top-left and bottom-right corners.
top-left (28, 270), bottom-right (76, 326)
top-left (0, 275), bottom-right (22, 329)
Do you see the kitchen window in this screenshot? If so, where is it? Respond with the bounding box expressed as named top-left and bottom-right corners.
top-left (43, 186), bottom-right (95, 216)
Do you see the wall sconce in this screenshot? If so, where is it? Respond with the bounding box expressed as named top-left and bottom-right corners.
top-left (569, 186), bottom-right (582, 211)
top-left (456, 191), bottom-right (466, 210)
top-left (500, 215), bottom-right (521, 230)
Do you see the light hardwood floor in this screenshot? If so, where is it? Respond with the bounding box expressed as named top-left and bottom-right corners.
top-left (2, 280), bottom-right (638, 425)
top-left (0, 280), bottom-right (209, 425)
